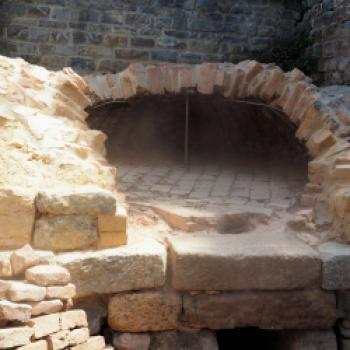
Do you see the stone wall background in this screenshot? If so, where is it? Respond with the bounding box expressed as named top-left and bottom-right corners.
top-left (300, 0), bottom-right (350, 84)
top-left (0, 0), bottom-right (300, 74)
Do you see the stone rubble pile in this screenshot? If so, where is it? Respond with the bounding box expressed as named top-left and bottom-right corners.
top-left (0, 245), bottom-right (109, 350)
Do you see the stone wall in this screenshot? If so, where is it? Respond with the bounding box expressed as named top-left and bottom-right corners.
top-left (301, 0), bottom-right (350, 84)
top-left (0, 0), bottom-right (301, 74)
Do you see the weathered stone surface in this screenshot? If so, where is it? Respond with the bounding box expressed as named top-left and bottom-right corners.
top-left (30, 299), bottom-right (63, 316)
top-left (75, 297), bottom-right (107, 335)
top-left (17, 340), bottom-right (48, 350)
top-left (0, 252), bottom-right (12, 277)
top-left (278, 330), bottom-right (337, 350)
top-left (0, 300), bottom-right (32, 322)
top-left (25, 265), bottom-right (70, 286)
top-left (0, 280), bottom-right (11, 298)
top-left (182, 290), bottom-right (336, 329)
top-left (96, 231), bottom-right (128, 249)
top-left (169, 232), bottom-right (321, 291)
top-left (47, 330), bottom-right (70, 350)
top-left (36, 188), bottom-right (116, 216)
top-left (0, 188), bottom-right (35, 249)
top-left (28, 313), bottom-right (61, 339)
top-left (33, 216), bottom-right (98, 251)
top-left (46, 284), bottom-right (76, 300)
top-left (106, 331), bottom-right (150, 350)
top-left (70, 336), bottom-right (105, 350)
top-left (11, 244), bottom-right (40, 275)
top-left (56, 238), bottom-right (166, 297)
top-left (69, 328), bottom-right (90, 346)
top-left (61, 310), bottom-right (88, 330)
top-left (8, 282), bottom-right (46, 302)
top-left (98, 205), bottom-right (127, 232)
top-left (150, 330), bottom-right (218, 350)
top-left (0, 326), bottom-right (34, 348)
top-left (108, 291), bottom-right (182, 332)
top-left (319, 242), bottom-right (350, 290)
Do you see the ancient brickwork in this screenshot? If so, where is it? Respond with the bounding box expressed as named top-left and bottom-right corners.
top-left (0, 0), bottom-right (300, 74)
top-left (301, 0), bottom-right (350, 84)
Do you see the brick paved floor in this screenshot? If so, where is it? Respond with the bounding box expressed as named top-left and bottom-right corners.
top-left (116, 158), bottom-right (307, 210)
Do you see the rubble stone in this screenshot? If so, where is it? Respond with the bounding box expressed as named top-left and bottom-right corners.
top-left (0, 300), bottom-right (32, 322)
top-left (61, 310), bottom-right (88, 330)
top-left (0, 326), bottom-right (34, 348)
top-left (69, 328), bottom-right (90, 346)
top-left (17, 340), bottom-right (48, 350)
top-left (8, 282), bottom-right (46, 302)
top-left (70, 336), bottom-right (105, 350)
top-left (11, 245), bottom-right (40, 276)
top-left (27, 313), bottom-right (61, 339)
top-left (25, 265), bottom-right (71, 286)
top-left (30, 300), bottom-right (64, 316)
top-left (46, 284), bottom-right (76, 300)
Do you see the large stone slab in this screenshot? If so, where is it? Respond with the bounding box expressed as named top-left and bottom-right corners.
top-left (36, 188), bottom-right (116, 216)
top-left (108, 291), bottom-right (181, 332)
top-left (0, 326), bottom-right (34, 348)
top-left (169, 232), bottom-right (321, 291)
top-left (182, 290), bottom-right (336, 330)
top-left (56, 238), bottom-right (167, 297)
top-left (0, 188), bottom-right (35, 249)
top-left (33, 216), bottom-right (98, 251)
top-left (319, 242), bottom-right (350, 290)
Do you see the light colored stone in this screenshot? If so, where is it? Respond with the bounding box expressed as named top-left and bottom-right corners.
top-left (0, 326), bottom-right (34, 348)
top-left (169, 232), bottom-right (321, 291)
top-left (96, 231), bottom-right (128, 249)
top-left (278, 330), bottom-right (337, 350)
top-left (319, 242), bottom-right (350, 290)
top-left (56, 238), bottom-right (166, 297)
top-left (28, 313), bottom-right (61, 339)
top-left (61, 310), bottom-right (88, 330)
top-left (108, 331), bottom-right (150, 350)
top-left (25, 265), bottom-right (70, 286)
top-left (36, 188), bottom-right (116, 216)
top-left (150, 330), bottom-right (218, 350)
top-left (46, 283), bottom-right (76, 300)
top-left (33, 216), bottom-right (98, 251)
top-left (8, 282), bottom-right (46, 302)
top-left (30, 300), bottom-right (63, 316)
top-left (0, 252), bottom-right (12, 277)
top-left (47, 330), bottom-right (70, 350)
top-left (108, 291), bottom-right (181, 332)
top-left (182, 290), bottom-right (336, 330)
top-left (69, 328), bottom-right (90, 346)
top-left (70, 336), bottom-right (105, 350)
top-left (11, 244), bottom-right (41, 275)
top-left (0, 188), bottom-right (35, 249)
top-left (98, 205), bottom-right (127, 232)
top-left (17, 340), bottom-right (48, 350)
top-left (0, 280), bottom-right (11, 298)
top-left (0, 300), bottom-right (32, 322)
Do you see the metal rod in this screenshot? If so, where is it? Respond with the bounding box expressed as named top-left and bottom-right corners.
top-left (184, 95), bottom-right (189, 164)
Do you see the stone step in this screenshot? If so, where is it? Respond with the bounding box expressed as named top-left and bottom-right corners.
top-left (169, 231), bottom-right (321, 291)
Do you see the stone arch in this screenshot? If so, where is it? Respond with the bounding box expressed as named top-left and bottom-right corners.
top-left (83, 62), bottom-right (350, 242)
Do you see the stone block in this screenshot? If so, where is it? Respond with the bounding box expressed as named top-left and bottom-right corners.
top-left (169, 232), bottom-right (321, 291)
top-left (69, 328), bottom-right (90, 346)
top-left (47, 330), bottom-right (70, 350)
top-left (8, 282), bottom-right (46, 302)
top-left (96, 231), bottom-right (128, 249)
top-left (182, 290), bottom-right (336, 330)
top-left (70, 336), bottom-right (105, 350)
top-left (150, 330), bottom-right (218, 350)
top-left (108, 291), bottom-right (182, 332)
top-left (0, 252), bottom-right (12, 277)
top-left (36, 188), bottom-right (116, 215)
top-left (46, 284), bottom-right (76, 300)
top-left (0, 326), bottom-right (34, 348)
top-left (17, 340), bottom-right (48, 350)
top-left (0, 188), bottom-right (35, 249)
top-left (30, 300), bottom-right (64, 316)
top-left (61, 310), bottom-right (88, 330)
top-left (25, 265), bottom-right (71, 286)
top-left (56, 239), bottom-right (166, 297)
top-left (33, 216), bottom-right (98, 251)
top-left (11, 244), bottom-right (41, 276)
top-left (98, 205), bottom-right (127, 232)
top-left (0, 300), bottom-right (32, 322)
top-left (27, 313), bottom-right (61, 339)
top-left (306, 129), bottom-right (335, 156)
top-left (106, 330), bottom-right (150, 350)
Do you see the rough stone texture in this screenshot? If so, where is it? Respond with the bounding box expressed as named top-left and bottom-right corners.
top-left (56, 239), bottom-right (166, 298)
top-left (169, 232), bottom-right (321, 291)
top-left (33, 216), bottom-right (98, 251)
top-left (0, 252), bottom-right (13, 277)
top-left (277, 330), bottom-right (337, 350)
top-left (319, 242), bottom-right (350, 290)
top-left (25, 265), bottom-right (71, 286)
top-left (0, 300), bottom-right (32, 322)
top-left (182, 290), bottom-right (336, 330)
top-left (46, 284), bottom-right (76, 300)
top-left (150, 330), bottom-right (218, 350)
top-left (30, 300), bottom-right (64, 316)
top-left (8, 282), bottom-right (46, 302)
top-left (27, 313), bottom-right (61, 339)
top-left (61, 310), bottom-right (88, 330)
top-left (108, 291), bottom-right (182, 332)
top-left (0, 326), bottom-right (34, 348)
top-left (70, 336), bottom-right (105, 350)
top-left (47, 330), bottom-right (70, 350)
top-left (11, 245), bottom-right (41, 276)
top-left (0, 1), bottom-right (301, 73)
top-left (36, 188), bottom-right (116, 216)
top-left (69, 328), bottom-right (90, 346)
top-left (105, 330), bottom-right (151, 350)
top-left (17, 340), bottom-right (48, 350)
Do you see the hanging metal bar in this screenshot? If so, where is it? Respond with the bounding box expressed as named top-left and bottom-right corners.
top-left (184, 94), bottom-right (190, 164)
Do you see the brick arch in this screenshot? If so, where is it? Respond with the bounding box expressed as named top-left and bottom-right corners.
top-left (82, 61), bottom-right (350, 242)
